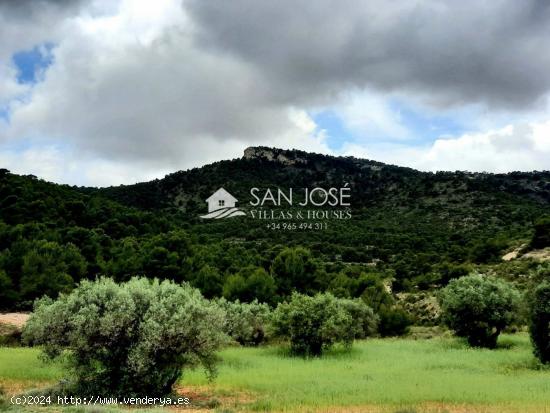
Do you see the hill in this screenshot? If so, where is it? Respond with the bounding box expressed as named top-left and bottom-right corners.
top-left (1, 148), bottom-right (549, 310)
top-left (99, 146), bottom-right (550, 214)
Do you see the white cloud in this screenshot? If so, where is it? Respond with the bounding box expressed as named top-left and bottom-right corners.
top-left (1, 0), bottom-right (330, 185)
top-left (1, 0), bottom-right (550, 187)
top-left (333, 91), bottom-right (411, 141)
top-left (0, 65), bottom-right (28, 110)
top-left (0, 108), bottom-right (328, 187)
top-left (341, 121), bottom-right (550, 173)
top-left (0, 143), bottom-right (170, 186)
top-left (417, 123), bottom-right (550, 172)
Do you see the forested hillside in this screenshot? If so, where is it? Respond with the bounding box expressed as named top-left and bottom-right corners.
top-left (1, 148), bottom-right (549, 311)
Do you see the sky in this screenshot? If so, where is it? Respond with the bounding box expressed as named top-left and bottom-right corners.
top-left (0, 0), bottom-right (549, 187)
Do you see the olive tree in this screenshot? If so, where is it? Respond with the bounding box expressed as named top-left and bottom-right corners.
top-left (216, 298), bottom-right (271, 346)
top-left (339, 298), bottom-right (379, 339)
top-left (439, 274), bottom-right (520, 348)
top-left (529, 281), bottom-right (550, 363)
top-left (23, 277), bottom-right (226, 397)
top-left (271, 292), bottom-right (376, 356)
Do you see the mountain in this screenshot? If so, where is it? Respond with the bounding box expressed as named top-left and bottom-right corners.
top-left (1, 148), bottom-right (549, 309)
top-left (98, 146), bottom-right (550, 213)
top-left (95, 146), bottom-right (550, 260)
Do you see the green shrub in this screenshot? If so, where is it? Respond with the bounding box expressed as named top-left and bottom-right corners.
top-left (439, 274), bottom-right (520, 348)
top-left (217, 298), bottom-right (271, 346)
top-left (359, 275), bottom-right (394, 311)
top-left (378, 305), bottom-right (412, 337)
top-left (0, 323), bottom-right (22, 346)
top-left (23, 277), bottom-right (226, 397)
top-left (0, 269), bottom-right (18, 309)
top-left (398, 292), bottom-right (440, 326)
top-left (529, 281), bottom-right (550, 363)
top-left (222, 266), bottom-right (276, 305)
top-left (270, 292), bottom-right (375, 356)
top-left (339, 298), bottom-right (379, 339)
top-left (20, 240), bottom-right (86, 302)
top-left (270, 247), bottom-right (319, 295)
top-left (531, 216), bottom-right (550, 249)
top-left (193, 265), bottom-right (223, 298)
top-left (359, 277), bottom-right (412, 336)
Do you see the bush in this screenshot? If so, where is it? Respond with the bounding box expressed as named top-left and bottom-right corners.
top-left (439, 274), bottom-right (520, 348)
top-left (270, 247), bottom-right (319, 295)
top-left (222, 266), bottom-right (276, 305)
top-left (529, 281), bottom-right (550, 363)
top-left (23, 277), bottom-right (226, 397)
top-left (0, 270), bottom-right (18, 309)
top-left (339, 298), bottom-right (379, 339)
top-left (217, 298), bottom-right (271, 346)
top-left (20, 240), bottom-right (86, 302)
top-left (398, 292), bottom-right (440, 326)
top-left (378, 305), bottom-right (412, 337)
top-left (0, 323), bottom-right (22, 346)
top-left (531, 216), bottom-right (550, 249)
top-left (270, 292), bottom-right (375, 356)
top-left (359, 277), bottom-right (412, 336)
top-left (193, 265), bottom-right (223, 298)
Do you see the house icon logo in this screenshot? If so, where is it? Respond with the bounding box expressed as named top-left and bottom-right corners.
top-left (200, 188), bottom-right (247, 219)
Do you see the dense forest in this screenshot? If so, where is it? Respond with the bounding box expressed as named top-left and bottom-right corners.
top-left (1, 147), bottom-right (549, 314)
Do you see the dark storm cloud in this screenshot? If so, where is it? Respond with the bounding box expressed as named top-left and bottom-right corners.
top-left (0, 0), bottom-right (548, 185)
top-left (0, 0), bottom-right (88, 18)
top-left (186, 0), bottom-right (550, 110)
top-left (0, 0), bottom-right (93, 62)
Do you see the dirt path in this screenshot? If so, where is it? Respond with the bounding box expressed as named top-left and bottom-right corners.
top-left (0, 313), bottom-right (30, 329)
top-left (522, 247), bottom-right (550, 261)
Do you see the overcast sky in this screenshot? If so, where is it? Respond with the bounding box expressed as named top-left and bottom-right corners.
top-left (1, 0), bottom-right (549, 186)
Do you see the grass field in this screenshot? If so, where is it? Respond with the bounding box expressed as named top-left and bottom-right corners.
top-left (1, 334), bottom-right (550, 413)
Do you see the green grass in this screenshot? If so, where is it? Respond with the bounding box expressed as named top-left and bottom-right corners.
top-left (183, 334), bottom-right (550, 412)
top-left (1, 335), bottom-right (550, 412)
top-left (0, 347), bottom-right (63, 382)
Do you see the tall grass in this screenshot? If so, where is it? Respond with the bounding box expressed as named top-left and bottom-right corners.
top-left (184, 334), bottom-right (550, 411)
top-left (0, 347), bottom-right (63, 382)
top-left (1, 335), bottom-right (550, 412)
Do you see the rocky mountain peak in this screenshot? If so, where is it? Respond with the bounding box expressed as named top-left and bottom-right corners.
top-left (243, 146), bottom-right (308, 166)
